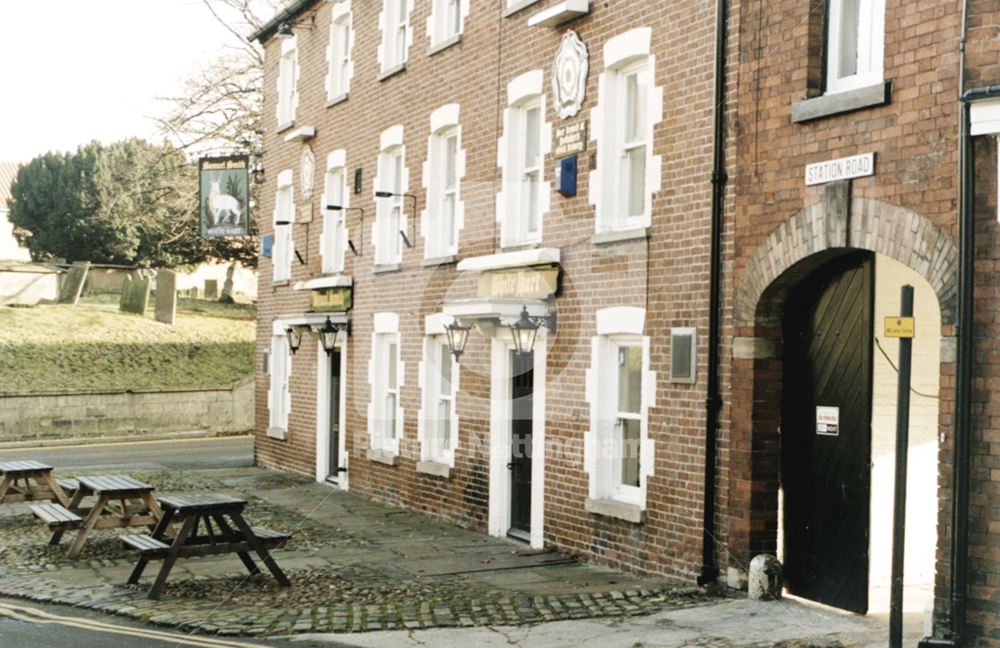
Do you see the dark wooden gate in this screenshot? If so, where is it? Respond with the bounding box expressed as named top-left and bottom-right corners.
top-left (782, 251), bottom-right (874, 614)
top-left (509, 351), bottom-right (533, 540)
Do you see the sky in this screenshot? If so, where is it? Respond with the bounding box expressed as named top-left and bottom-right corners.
top-left (0, 0), bottom-right (262, 163)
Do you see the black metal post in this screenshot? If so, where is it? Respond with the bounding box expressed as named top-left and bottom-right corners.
top-left (889, 284), bottom-right (914, 648)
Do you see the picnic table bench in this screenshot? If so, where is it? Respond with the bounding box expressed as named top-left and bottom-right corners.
top-left (30, 475), bottom-right (162, 558)
top-left (0, 461), bottom-right (70, 506)
top-left (122, 493), bottom-right (290, 600)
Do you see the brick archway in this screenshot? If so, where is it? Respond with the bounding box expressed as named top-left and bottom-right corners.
top-left (724, 192), bottom-right (958, 580)
top-left (734, 191), bottom-right (958, 327)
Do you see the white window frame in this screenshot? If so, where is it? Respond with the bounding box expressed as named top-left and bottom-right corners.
top-left (427, 0), bottom-right (467, 48)
top-left (325, 1), bottom-right (354, 102)
top-left (422, 104), bottom-right (464, 259)
top-left (419, 331), bottom-right (459, 466)
top-left (369, 313), bottom-right (403, 456)
top-left (825, 0), bottom-right (885, 95)
top-left (277, 36), bottom-right (299, 128)
top-left (374, 126), bottom-right (407, 265)
top-left (585, 307), bottom-right (656, 510)
top-left (267, 335), bottom-right (292, 438)
top-left (590, 28), bottom-right (663, 235)
top-left (321, 150), bottom-right (348, 274)
top-left (272, 169), bottom-right (295, 283)
top-left (379, 0), bottom-right (411, 73)
top-left (497, 70), bottom-right (551, 249)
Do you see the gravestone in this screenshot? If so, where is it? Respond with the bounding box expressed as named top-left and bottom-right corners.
top-left (119, 275), bottom-right (151, 315)
top-left (58, 261), bottom-right (90, 305)
top-left (204, 279), bottom-right (219, 300)
top-left (748, 554), bottom-right (783, 601)
top-left (154, 270), bottom-right (177, 325)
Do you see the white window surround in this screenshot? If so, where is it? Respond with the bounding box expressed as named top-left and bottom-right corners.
top-left (426, 0), bottom-right (468, 48)
top-left (267, 335), bottom-right (292, 439)
top-left (378, 0), bottom-right (412, 73)
top-left (585, 306), bottom-right (656, 514)
top-left (373, 125), bottom-right (408, 266)
top-left (497, 70), bottom-right (552, 249)
top-left (325, 0), bottom-right (354, 103)
top-left (273, 169), bottom-right (295, 284)
top-left (368, 313), bottom-right (404, 458)
top-left (422, 104), bottom-right (465, 260)
top-left (590, 28), bottom-right (663, 235)
top-left (320, 150), bottom-right (348, 275)
top-left (418, 313), bottom-right (460, 468)
top-left (277, 36), bottom-right (299, 129)
top-left (825, 0), bottom-right (885, 95)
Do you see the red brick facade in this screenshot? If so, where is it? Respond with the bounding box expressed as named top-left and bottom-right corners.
top-left (253, 0), bottom-right (1000, 643)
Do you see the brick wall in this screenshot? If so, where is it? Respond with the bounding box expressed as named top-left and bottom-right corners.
top-left (254, 0), bottom-right (731, 583)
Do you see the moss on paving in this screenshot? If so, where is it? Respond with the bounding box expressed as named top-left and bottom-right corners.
top-left (0, 297), bottom-right (254, 394)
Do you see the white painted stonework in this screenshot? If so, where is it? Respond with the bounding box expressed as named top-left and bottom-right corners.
top-left (300, 145), bottom-right (315, 199)
top-left (552, 31), bottom-right (588, 119)
top-left (368, 312), bottom-right (404, 456)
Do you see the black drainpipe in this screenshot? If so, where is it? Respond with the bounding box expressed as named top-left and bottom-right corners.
top-left (920, 0), bottom-right (972, 644)
top-left (698, 0), bottom-right (729, 587)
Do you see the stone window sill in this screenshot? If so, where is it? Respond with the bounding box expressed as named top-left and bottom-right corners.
top-left (585, 497), bottom-right (645, 524)
top-left (592, 227), bottom-right (650, 246)
top-left (416, 460), bottom-right (451, 478)
top-left (276, 121), bottom-right (295, 134)
top-left (503, 0), bottom-right (542, 18)
top-left (272, 280), bottom-right (290, 288)
top-left (266, 427), bottom-right (287, 441)
top-left (421, 254), bottom-right (458, 268)
top-left (373, 263), bottom-right (402, 274)
top-left (791, 80), bottom-right (892, 123)
top-left (428, 34), bottom-right (462, 57)
top-left (326, 92), bottom-right (349, 108)
top-left (378, 63), bottom-right (407, 82)
top-left (367, 449), bottom-right (399, 466)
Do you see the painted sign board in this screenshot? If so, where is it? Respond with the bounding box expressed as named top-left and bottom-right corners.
top-left (310, 286), bottom-right (352, 313)
top-left (199, 156), bottom-right (251, 237)
top-left (478, 265), bottom-right (560, 300)
top-left (298, 202), bottom-right (314, 224)
top-left (553, 121), bottom-right (588, 157)
top-left (884, 316), bottom-right (915, 338)
top-left (805, 152), bottom-right (875, 186)
top-left (816, 406), bottom-right (840, 437)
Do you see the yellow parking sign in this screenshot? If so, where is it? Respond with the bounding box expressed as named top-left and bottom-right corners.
top-left (884, 317), bottom-right (915, 339)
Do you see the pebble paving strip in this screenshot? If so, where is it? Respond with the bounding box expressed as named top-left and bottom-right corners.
top-left (0, 469), bottom-right (716, 637)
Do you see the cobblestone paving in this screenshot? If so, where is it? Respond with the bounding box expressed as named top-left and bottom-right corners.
top-left (0, 467), bottom-right (718, 637)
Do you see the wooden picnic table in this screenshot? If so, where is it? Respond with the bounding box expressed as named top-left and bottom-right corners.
top-left (0, 461), bottom-right (69, 507)
top-left (31, 475), bottom-right (163, 558)
top-left (122, 493), bottom-right (290, 600)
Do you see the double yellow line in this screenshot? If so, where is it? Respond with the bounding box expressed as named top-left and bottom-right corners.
top-left (0, 601), bottom-right (268, 647)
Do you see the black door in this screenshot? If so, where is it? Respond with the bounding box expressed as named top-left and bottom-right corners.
top-left (328, 350), bottom-right (341, 481)
top-left (782, 251), bottom-right (874, 614)
top-left (509, 351), bottom-right (533, 540)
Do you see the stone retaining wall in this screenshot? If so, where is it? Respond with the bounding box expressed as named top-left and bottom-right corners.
top-left (0, 378), bottom-right (253, 443)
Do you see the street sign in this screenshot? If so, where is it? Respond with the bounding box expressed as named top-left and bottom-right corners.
top-left (884, 317), bottom-right (915, 338)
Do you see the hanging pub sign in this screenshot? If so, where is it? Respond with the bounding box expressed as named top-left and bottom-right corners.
top-left (310, 286), bottom-right (353, 313)
top-left (199, 156), bottom-right (251, 237)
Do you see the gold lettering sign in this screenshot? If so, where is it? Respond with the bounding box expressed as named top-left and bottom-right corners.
top-left (553, 122), bottom-right (588, 157)
top-left (477, 266), bottom-right (560, 300)
top-left (884, 316), bottom-right (915, 339)
top-left (310, 287), bottom-right (352, 312)
top-left (297, 202), bottom-right (314, 224)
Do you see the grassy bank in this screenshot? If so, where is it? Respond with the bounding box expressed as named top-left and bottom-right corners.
top-left (0, 297), bottom-right (255, 394)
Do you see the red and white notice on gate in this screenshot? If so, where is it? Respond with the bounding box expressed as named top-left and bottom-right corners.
top-left (816, 406), bottom-right (840, 437)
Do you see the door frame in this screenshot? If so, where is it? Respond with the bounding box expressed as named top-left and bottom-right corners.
top-left (489, 333), bottom-right (546, 549)
top-left (315, 336), bottom-right (348, 489)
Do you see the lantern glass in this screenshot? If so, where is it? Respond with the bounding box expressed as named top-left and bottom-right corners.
top-left (509, 307), bottom-right (539, 356)
top-left (286, 326), bottom-right (303, 354)
top-left (319, 318), bottom-right (339, 354)
top-left (445, 322), bottom-right (471, 361)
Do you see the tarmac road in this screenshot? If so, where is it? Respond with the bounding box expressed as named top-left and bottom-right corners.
top-left (0, 435), bottom-right (255, 471)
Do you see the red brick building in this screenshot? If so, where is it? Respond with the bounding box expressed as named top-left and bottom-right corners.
top-left (251, 0), bottom-right (998, 644)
